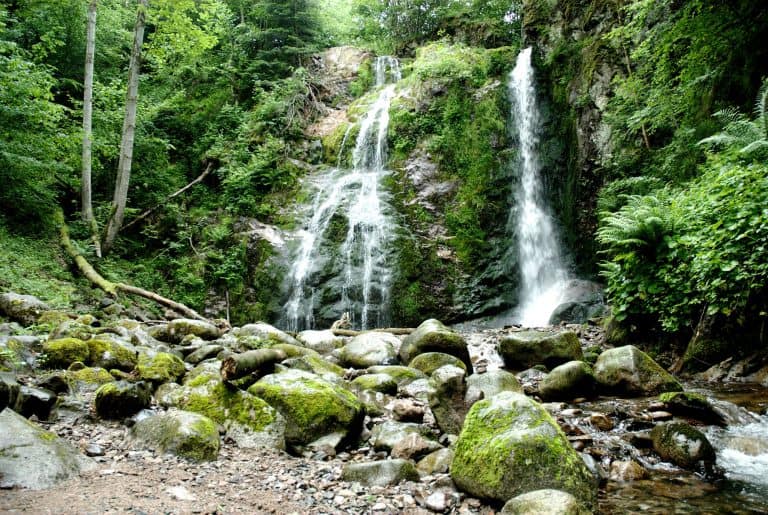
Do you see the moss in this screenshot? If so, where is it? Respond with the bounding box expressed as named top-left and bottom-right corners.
top-left (351, 373), bottom-right (398, 394)
top-left (136, 352), bottom-right (185, 384)
top-left (87, 338), bottom-right (138, 371)
top-left (68, 367), bottom-right (115, 384)
top-left (659, 391), bottom-right (707, 404)
top-left (41, 338), bottom-right (90, 368)
top-left (366, 365), bottom-right (426, 386)
top-left (409, 352), bottom-right (467, 375)
top-left (181, 376), bottom-right (276, 432)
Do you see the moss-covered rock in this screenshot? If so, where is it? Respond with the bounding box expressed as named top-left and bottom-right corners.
top-left (248, 369), bottom-right (363, 447)
top-left (650, 421), bottom-right (716, 469)
top-left (86, 338), bottom-right (138, 371)
top-left (281, 354), bottom-right (345, 381)
top-left (465, 369), bottom-right (523, 405)
top-left (68, 366), bottom-right (115, 385)
top-left (94, 380), bottom-right (152, 419)
top-left (136, 351), bottom-right (186, 385)
top-left (351, 373), bottom-right (398, 394)
top-left (416, 447), bottom-right (454, 476)
top-left (296, 329), bottom-right (344, 354)
top-left (429, 364), bottom-right (469, 435)
top-left (339, 332), bottom-right (400, 368)
top-left (501, 489), bottom-right (591, 515)
top-left (234, 323), bottom-right (301, 346)
top-left (166, 319), bottom-right (221, 343)
top-left (130, 409), bottom-right (219, 462)
top-left (42, 338), bottom-right (90, 369)
top-left (451, 391), bottom-right (596, 508)
top-left (498, 330), bottom-right (583, 370)
top-left (0, 292), bottom-right (49, 326)
top-left (341, 459), bottom-right (420, 487)
top-left (658, 391), bottom-right (725, 426)
top-left (409, 352), bottom-right (467, 376)
top-left (366, 365), bottom-right (427, 387)
top-left (593, 345), bottom-right (682, 396)
top-left (539, 361), bottom-right (596, 401)
top-left (400, 319), bottom-right (471, 372)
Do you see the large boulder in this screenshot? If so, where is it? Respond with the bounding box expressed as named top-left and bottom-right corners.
top-left (41, 338), bottom-right (90, 369)
top-left (593, 345), bottom-right (682, 396)
top-left (465, 370), bottom-right (523, 405)
top-left (539, 361), bottom-right (596, 401)
top-left (131, 409), bottom-right (219, 461)
top-left (366, 365), bottom-right (426, 387)
top-left (409, 352), bottom-right (467, 376)
top-left (650, 421), bottom-right (716, 469)
top-left (0, 408), bottom-right (95, 489)
top-left (339, 332), bottom-right (399, 368)
top-left (501, 489), bottom-right (590, 515)
top-left (136, 351), bottom-right (186, 385)
top-left (451, 392), bottom-right (596, 509)
top-left (498, 330), bottom-right (583, 370)
top-left (399, 319), bottom-right (471, 372)
top-left (0, 292), bottom-right (49, 325)
top-left (248, 369), bottom-right (363, 447)
top-left (296, 330), bottom-right (343, 354)
top-left (86, 337), bottom-right (138, 371)
top-left (341, 459), bottom-right (420, 487)
top-left (429, 365), bottom-right (468, 435)
top-left (94, 380), bottom-right (152, 419)
top-left (233, 322), bottom-right (301, 346)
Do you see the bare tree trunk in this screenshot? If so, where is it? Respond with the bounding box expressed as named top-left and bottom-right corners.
top-left (102, 0), bottom-right (147, 254)
top-left (82, 0), bottom-right (101, 257)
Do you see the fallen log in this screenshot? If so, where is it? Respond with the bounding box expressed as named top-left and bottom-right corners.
top-left (220, 348), bottom-right (287, 382)
top-left (331, 328), bottom-right (415, 337)
top-left (57, 210), bottom-right (208, 322)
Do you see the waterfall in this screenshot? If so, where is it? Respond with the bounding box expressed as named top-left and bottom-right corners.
top-left (508, 47), bottom-right (569, 326)
top-left (282, 56), bottom-right (400, 332)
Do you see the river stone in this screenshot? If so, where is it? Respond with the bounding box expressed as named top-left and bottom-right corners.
top-left (15, 385), bottom-right (57, 420)
top-left (185, 344), bottom-right (224, 364)
top-left (391, 431), bottom-right (442, 460)
top-left (465, 369), bottom-right (523, 405)
top-left (42, 338), bottom-right (90, 369)
top-left (451, 391), bottom-right (596, 508)
top-left (136, 351), bottom-right (186, 385)
top-left (86, 337), bottom-right (138, 371)
top-left (501, 489), bottom-right (590, 515)
top-left (160, 365), bottom-right (285, 450)
top-left (416, 447), bottom-right (454, 475)
top-left (296, 330), bottom-right (344, 353)
top-left (429, 365), bottom-right (468, 435)
top-left (0, 292), bottom-right (49, 326)
top-left (351, 373), bottom-right (398, 394)
top-left (593, 345), bottom-right (682, 396)
top-left (399, 319), bottom-right (471, 373)
top-left (539, 361), bottom-right (596, 401)
top-left (367, 365), bottom-right (426, 387)
top-left (339, 332), bottom-right (399, 368)
top-left (609, 460), bottom-right (648, 481)
top-left (0, 372), bottom-right (20, 411)
top-left (409, 352), bottom-right (467, 376)
top-left (131, 409), bottom-right (219, 461)
top-left (281, 354), bottom-right (345, 381)
top-left (498, 330), bottom-right (583, 370)
top-left (234, 322), bottom-right (300, 346)
top-left (0, 408), bottom-right (96, 489)
top-left (658, 391), bottom-right (726, 426)
top-left (248, 369), bottom-right (363, 447)
top-left (370, 420), bottom-right (431, 452)
top-left (650, 421), bottom-right (716, 469)
top-left (401, 378), bottom-right (436, 401)
top-left (341, 459), bottom-right (420, 487)
top-left (94, 380), bottom-right (152, 419)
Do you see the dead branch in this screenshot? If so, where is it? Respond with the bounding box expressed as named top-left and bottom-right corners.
top-left (331, 328), bottom-right (415, 337)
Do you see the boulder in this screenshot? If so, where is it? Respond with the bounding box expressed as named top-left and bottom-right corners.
top-left (15, 385), bottom-right (57, 420)
top-left (67, 367), bottom-right (115, 388)
top-left (0, 372), bottom-right (20, 411)
top-left (650, 421), bottom-right (716, 469)
top-left (465, 370), bottom-right (523, 405)
top-left (608, 460), bottom-right (648, 481)
top-left (281, 354), bottom-right (345, 382)
top-left (94, 380), bottom-right (152, 419)
top-left (41, 338), bottom-right (90, 369)
top-left (296, 330), bottom-right (344, 354)
top-left (339, 331), bottom-right (399, 368)
top-left (498, 330), bottom-right (583, 370)
top-left (548, 280), bottom-right (606, 325)
top-left (428, 365), bottom-right (468, 435)
top-left (658, 391), bottom-right (726, 426)
top-left (391, 432), bottom-right (442, 460)
top-left (400, 378), bottom-right (436, 402)
top-left (248, 369), bottom-right (363, 447)
top-left (136, 351), bottom-right (186, 385)
top-left (233, 322), bottom-right (301, 346)
top-left (185, 344), bottom-right (224, 364)
top-left (451, 392), bottom-right (596, 509)
top-left (399, 319), bottom-right (471, 372)
top-left (0, 408), bottom-right (95, 489)
top-left (166, 318), bottom-right (221, 342)
top-left (539, 361), bottom-right (596, 401)
top-left (409, 352), bottom-right (467, 376)
top-left (351, 373), bottom-right (398, 394)
top-left (341, 459), bottom-right (420, 487)
top-left (416, 448), bottom-right (454, 475)
top-left (593, 345), bottom-right (682, 396)
top-left (86, 337), bottom-right (138, 371)
top-left (0, 292), bottom-right (49, 325)
top-left (366, 365), bottom-right (426, 387)
top-left (501, 489), bottom-right (590, 515)
top-left (131, 409), bottom-right (219, 461)
top-left (370, 421), bottom-right (432, 452)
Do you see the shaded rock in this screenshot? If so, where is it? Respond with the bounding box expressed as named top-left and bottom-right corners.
top-left (658, 391), bottom-right (726, 426)
top-left (409, 352), bottom-right (467, 376)
top-left (465, 369), bottom-right (523, 405)
top-left (297, 330), bottom-right (344, 354)
top-left (0, 408), bottom-right (95, 489)
top-left (650, 421), bottom-right (716, 469)
top-left (391, 432), bottom-right (442, 460)
top-left (392, 398), bottom-right (426, 423)
top-left (370, 421), bottom-right (431, 452)
top-left (429, 365), bottom-right (468, 435)
top-left (340, 332), bottom-right (399, 368)
top-left (86, 337), bottom-right (138, 371)
top-left (136, 351), bottom-right (186, 385)
top-left (248, 369), bottom-right (363, 447)
top-left (94, 380), bottom-right (152, 419)
top-left (0, 292), bottom-right (49, 325)
top-left (451, 392), bottom-right (596, 509)
top-left (367, 365), bottom-right (426, 387)
top-left (594, 345), bottom-right (682, 396)
top-left (355, 389), bottom-right (393, 417)
top-left (539, 361), bottom-right (596, 401)
top-left (501, 489), bottom-right (590, 515)
top-left (498, 330), bottom-right (583, 370)
top-left (15, 385), bottom-right (57, 420)
top-left (35, 372), bottom-right (70, 394)
top-left (400, 319), bottom-right (471, 373)
top-left (131, 409), bottom-right (219, 461)
top-left (341, 459), bottom-right (420, 487)
top-left (548, 280), bottom-right (606, 325)
top-left (401, 378), bottom-right (436, 402)
top-left (351, 373), bottom-right (398, 394)
top-left (416, 448), bottom-right (454, 475)
top-left (609, 460), bottom-right (648, 481)
top-left (0, 372), bottom-right (20, 411)
top-left (185, 344), bottom-right (224, 364)
top-left (41, 338), bottom-right (90, 369)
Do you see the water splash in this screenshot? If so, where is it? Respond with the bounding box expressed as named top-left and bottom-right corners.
top-left (508, 47), bottom-right (569, 326)
top-left (282, 57), bottom-right (400, 331)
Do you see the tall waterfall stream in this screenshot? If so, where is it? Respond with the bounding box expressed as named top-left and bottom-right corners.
top-left (282, 57), bottom-right (400, 331)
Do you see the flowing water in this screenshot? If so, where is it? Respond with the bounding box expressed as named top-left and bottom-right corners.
top-left (507, 47), bottom-right (569, 326)
top-left (282, 57), bottom-right (400, 331)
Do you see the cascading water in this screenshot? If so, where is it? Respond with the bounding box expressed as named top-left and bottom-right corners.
top-left (282, 57), bottom-right (400, 332)
top-left (508, 47), bottom-right (569, 327)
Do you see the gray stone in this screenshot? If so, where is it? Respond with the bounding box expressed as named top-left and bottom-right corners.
top-left (409, 352), bottom-right (467, 376)
top-left (594, 345), bottom-right (682, 396)
top-left (0, 408), bottom-right (95, 489)
top-left (185, 344), bottom-right (224, 364)
top-left (340, 332), bottom-right (399, 368)
top-left (429, 365), bottom-right (468, 435)
top-left (400, 319), bottom-right (471, 372)
top-left (370, 420), bottom-right (431, 452)
top-left (296, 330), bottom-right (344, 354)
top-left (539, 361), bottom-right (596, 401)
top-left (15, 385), bottom-right (57, 420)
top-left (94, 380), bottom-right (152, 419)
top-left (650, 422), bottom-right (716, 469)
top-left (233, 322), bottom-right (300, 346)
top-left (0, 292), bottom-right (49, 325)
top-left (149, 319), bottom-right (221, 344)
top-left (131, 409), bottom-right (220, 461)
top-left (465, 369), bottom-right (523, 405)
top-left (416, 448), bottom-right (454, 475)
top-left (341, 459), bottom-right (420, 487)
top-left (498, 330), bottom-right (583, 370)
top-left (391, 432), bottom-right (442, 460)
top-left (0, 372), bottom-right (20, 411)
top-left (501, 489), bottom-right (590, 515)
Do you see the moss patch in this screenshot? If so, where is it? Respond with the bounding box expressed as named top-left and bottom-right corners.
top-left (41, 338), bottom-right (90, 369)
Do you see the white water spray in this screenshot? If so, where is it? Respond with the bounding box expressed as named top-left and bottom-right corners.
top-left (509, 47), bottom-right (569, 326)
top-left (283, 57), bottom-right (400, 331)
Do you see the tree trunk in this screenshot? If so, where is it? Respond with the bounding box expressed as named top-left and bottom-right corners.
top-left (220, 349), bottom-right (287, 382)
top-left (330, 328), bottom-right (415, 337)
top-left (102, 0), bottom-right (147, 254)
top-left (82, 0), bottom-right (101, 257)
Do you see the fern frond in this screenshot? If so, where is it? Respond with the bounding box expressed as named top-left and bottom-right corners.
top-left (755, 77), bottom-right (768, 138)
top-left (713, 107), bottom-right (744, 126)
top-left (740, 139), bottom-right (768, 156)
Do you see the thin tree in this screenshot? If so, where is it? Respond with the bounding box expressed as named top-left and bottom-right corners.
top-left (102, 0), bottom-right (147, 254)
top-left (81, 0), bottom-right (101, 257)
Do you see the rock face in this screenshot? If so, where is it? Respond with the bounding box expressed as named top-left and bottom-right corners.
top-left (650, 422), bottom-right (716, 469)
top-left (248, 369), bottom-right (363, 447)
top-left (498, 330), bottom-right (583, 370)
top-left (94, 380), bottom-right (152, 419)
top-left (131, 409), bottom-right (220, 462)
top-left (539, 361), bottom-right (596, 401)
top-left (593, 345), bottom-right (682, 396)
top-left (0, 408), bottom-right (95, 489)
top-left (0, 292), bottom-right (49, 325)
top-left (339, 332), bottom-right (399, 368)
top-left (501, 489), bottom-right (590, 515)
top-left (451, 392), bottom-right (596, 509)
top-left (399, 319), bottom-right (471, 372)
top-left (341, 459), bottom-right (420, 487)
